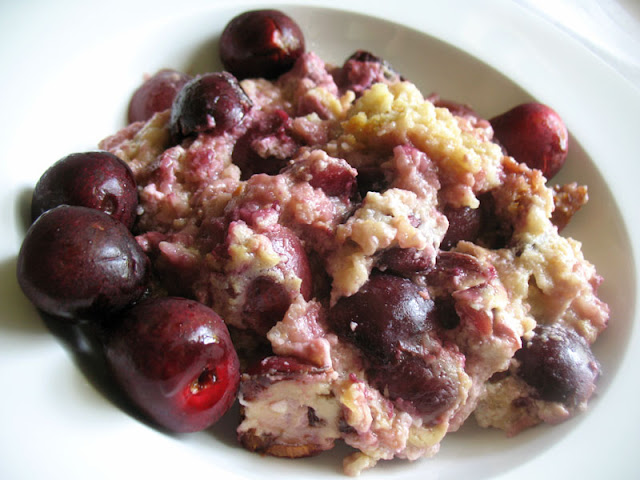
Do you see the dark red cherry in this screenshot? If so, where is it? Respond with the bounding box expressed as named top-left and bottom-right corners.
top-left (17, 205), bottom-right (150, 321)
top-left (242, 277), bottom-right (291, 335)
top-left (367, 351), bottom-right (459, 420)
top-left (328, 273), bottom-right (461, 421)
top-left (30, 151), bottom-right (138, 229)
top-left (306, 160), bottom-right (358, 199)
top-left (424, 251), bottom-right (495, 292)
top-left (378, 247), bottom-right (432, 275)
top-left (241, 225), bottom-right (312, 334)
top-left (490, 102), bottom-right (569, 179)
top-left (440, 205), bottom-right (482, 250)
top-left (328, 273), bottom-right (434, 363)
top-left (104, 297), bottom-right (240, 433)
top-left (220, 9), bottom-right (305, 80)
top-left (169, 72), bottom-right (252, 141)
top-left (515, 324), bottom-right (600, 406)
top-left (128, 69), bottom-right (192, 123)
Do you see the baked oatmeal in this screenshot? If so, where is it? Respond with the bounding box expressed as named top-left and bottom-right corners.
top-left (98, 31), bottom-right (608, 476)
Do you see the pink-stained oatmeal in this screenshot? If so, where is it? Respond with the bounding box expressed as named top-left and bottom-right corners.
top-left (100, 49), bottom-right (609, 475)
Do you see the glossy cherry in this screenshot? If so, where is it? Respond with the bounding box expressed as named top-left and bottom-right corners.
top-left (169, 72), bottom-right (252, 141)
top-left (220, 9), bottom-right (305, 80)
top-left (328, 272), bottom-right (434, 363)
top-left (515, 324), bottom-right (600, 406)
top-left (440, 205), bottom-right (482, 250)
top-left (378, 247), bottom-right (432, 275)
top-left (104, 297), bottom-right (240, 433)
top-left (367, 351), bottom-right (459, 420)
top-left (17, 205), bottom-right (150, 320)
top-left (30, 151), bottom-right (138, 229)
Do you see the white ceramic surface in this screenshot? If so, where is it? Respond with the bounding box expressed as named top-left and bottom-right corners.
top-left (1, 1), bottom-right (638, 479)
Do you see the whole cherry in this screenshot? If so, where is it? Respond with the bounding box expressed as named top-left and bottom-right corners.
top-left (220, 9), bottom-right (305, 80)
top-left (104, 297), bottom-right (240, 433)
top-left (17, 205), bottom-right (150, 321)
top-left (169, 71), bottom-right (252, 141)
top-left (516, 324), bottom-right (600, 407)
top-left (490, 102), bottom-right (569, 179)
top-left (30, 151), bottom-right (138, 229)
top-left (128, 69), bottom-right (192, 123)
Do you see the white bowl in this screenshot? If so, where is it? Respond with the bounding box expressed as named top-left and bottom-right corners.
top-left (0, 1), bottom-right (637, 479)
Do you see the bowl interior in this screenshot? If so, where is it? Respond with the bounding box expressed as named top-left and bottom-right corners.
top-left (3, 5), bottom-right (634, 480)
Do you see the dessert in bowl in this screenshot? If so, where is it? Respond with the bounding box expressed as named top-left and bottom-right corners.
top-left (6, 3), bottom-right (636, 479)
